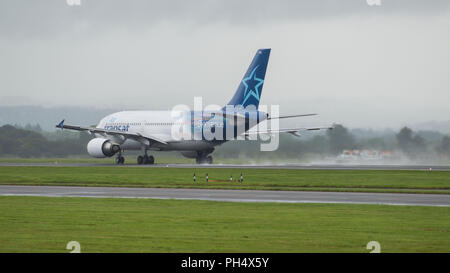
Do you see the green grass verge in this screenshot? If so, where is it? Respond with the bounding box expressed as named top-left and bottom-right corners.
top-left (0, 156), bottom-right (309, 165)
top-left (0, 196), bottom-right (448, 252)
top-left (0, 156), bottom-right (194, 164)
top-left (1, 166), bottom-right (450, 194)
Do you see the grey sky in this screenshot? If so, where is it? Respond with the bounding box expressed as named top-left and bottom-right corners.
top-left (0, 0), bottom-right (449, 128)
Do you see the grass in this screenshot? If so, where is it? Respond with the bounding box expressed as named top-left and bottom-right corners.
top-left (0, 156), bottom-right (193, 164)
top-left (0, 196), bottom-right (448, 253)
top-left (0, 156), bottom-right (310, 165)
top-left (1, 166), bottom-right (450, 194)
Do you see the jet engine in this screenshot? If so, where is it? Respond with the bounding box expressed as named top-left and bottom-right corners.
top-left (87, 138), bottom-right (120, 158)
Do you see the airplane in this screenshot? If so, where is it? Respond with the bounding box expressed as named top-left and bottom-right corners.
top-left (56, 48), bottom-right (332, 164)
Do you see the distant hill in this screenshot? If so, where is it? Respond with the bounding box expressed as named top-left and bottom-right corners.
top-left (411, 120), bottom-right (450, 134)
top-left (0, 105), bottom-right (119, 131)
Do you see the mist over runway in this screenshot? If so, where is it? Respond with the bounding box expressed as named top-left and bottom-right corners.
top-left (1, 162), bottom-right (450, 171)
top-left (0, 185), bottom-right (449, 207)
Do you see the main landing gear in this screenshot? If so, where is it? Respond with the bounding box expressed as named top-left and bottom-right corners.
top-left (137, 153), bottom-right (155, 165)
top-left (196, 155), bottom-right (213, 164)
top-left (115, 151), bottom-right (125, 164)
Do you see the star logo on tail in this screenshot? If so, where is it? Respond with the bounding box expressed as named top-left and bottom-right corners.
top-left (242, 65), bottom-right (264, 105)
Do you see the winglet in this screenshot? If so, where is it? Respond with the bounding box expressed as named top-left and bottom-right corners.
top-left (56, 119), bottom-right (65, 130)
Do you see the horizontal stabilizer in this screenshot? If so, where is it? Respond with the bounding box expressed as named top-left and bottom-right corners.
top-left (243, 126), bottom-right (334, 137)
top-left (267, 113), bottom-right (317, 120)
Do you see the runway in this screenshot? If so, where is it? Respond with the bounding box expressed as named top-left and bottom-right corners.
top-left (1, 162), bottom-right (450, 171)
top-left (0, 185), bottom-right (449, 207)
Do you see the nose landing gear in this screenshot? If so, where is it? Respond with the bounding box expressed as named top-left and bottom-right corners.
top-left (115, 151), bottom-right (125, 164)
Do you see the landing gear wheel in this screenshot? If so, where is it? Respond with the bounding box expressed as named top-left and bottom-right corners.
top-left (139, 155), bottom-right (155, 165)
top-left (196, 157), bottom-right (204, 164)
top-left (116, 156), bottom-right (125, 164)
top-left (137, 156), bottom-right (144, 165)
top-left (148, 155), bottom-right (155, 165)
top-left (143, 155), bottom-right (149, 164)
top-left (196, 155), bottom-right (212, 164)
top-left (206, 156), bottom-right (213, 164)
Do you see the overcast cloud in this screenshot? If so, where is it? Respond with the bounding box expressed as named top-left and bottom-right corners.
top-left (0, 0), bottom-right (449, 128)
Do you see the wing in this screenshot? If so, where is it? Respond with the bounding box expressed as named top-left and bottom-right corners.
top-left (244, 126), bottom-right (333, 137)
top-left (212, 112), bottom-right (317, 120)
top-left (56, 120), bottom-right (168, 146)
top-left (267, 113), bottom-right (317, 120)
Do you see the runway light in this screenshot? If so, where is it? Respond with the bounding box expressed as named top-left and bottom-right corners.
top-left (230, 174), bottom-right (233, 182)
top-left (240, 172), bottom-right (243, 183)
top-left (206, 173), bottom-right (208, 182)
top-left (193, 173), bottom-right (196, 182)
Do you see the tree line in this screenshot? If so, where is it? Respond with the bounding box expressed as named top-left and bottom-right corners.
top-left (0, 125), bottom-right (92, 157)
top-left (1, 123), bottom-right (450, 160)
top-left (215, 124), bottom-right (450, 161)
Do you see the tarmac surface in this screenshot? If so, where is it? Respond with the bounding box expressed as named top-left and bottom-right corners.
top-left (1, 162), bottom-right (450, 171)
top-left (1, 185), bottom-right (449, 207)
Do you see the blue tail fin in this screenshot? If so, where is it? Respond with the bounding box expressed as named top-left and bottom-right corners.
top-left (227, 48), bottom-right (271, 109)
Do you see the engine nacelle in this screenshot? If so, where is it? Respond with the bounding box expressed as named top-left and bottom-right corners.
top-left (87, 138), bottom-right (120, 158)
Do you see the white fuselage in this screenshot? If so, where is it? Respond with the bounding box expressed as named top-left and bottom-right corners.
top-left (96, 111), bottom-right (226, 152)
